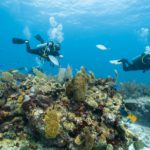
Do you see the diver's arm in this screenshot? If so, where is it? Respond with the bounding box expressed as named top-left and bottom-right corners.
top-left (54, 51), bottom-right (60, 56)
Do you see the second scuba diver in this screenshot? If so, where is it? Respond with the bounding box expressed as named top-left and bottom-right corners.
top-left (12, 34), bottom-right (63, 66)
top-left (110, 49), bottom-right (150, 73)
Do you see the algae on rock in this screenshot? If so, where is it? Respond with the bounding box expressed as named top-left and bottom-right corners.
top-left (134, 140), bottom-right (145, 150)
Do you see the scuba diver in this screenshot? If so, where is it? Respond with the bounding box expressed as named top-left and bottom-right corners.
top-left (12, 34), bottom-right (63, 66)
top-left (110, 49), bottom-right (150, 73)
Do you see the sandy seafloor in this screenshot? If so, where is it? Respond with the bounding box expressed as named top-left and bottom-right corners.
top-left (128, 123), bottom-right (150, 150)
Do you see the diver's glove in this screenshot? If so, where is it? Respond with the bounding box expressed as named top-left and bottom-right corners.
top-left (118, 59), bottom-right (128, 63)
top-left (25, 40), bottom-right (29, 44)
top-left (59, 55), bottom-right (64, 58)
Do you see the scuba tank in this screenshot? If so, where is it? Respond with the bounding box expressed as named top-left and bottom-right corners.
top-left (141, 54), bottom-right (150, 65)
top-left (36, 43), bottom-right (47, 48)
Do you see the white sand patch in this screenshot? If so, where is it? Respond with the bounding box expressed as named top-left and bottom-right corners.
top-left (128, 123), bottom-right (150, 150)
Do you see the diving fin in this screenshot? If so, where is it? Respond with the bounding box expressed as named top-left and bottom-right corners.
top-left (109, 59), bottom-right (122, 65)
top-left (34, 34), bottom-right (45, 44)
top-left (12, 38), bottom-right (26, 44)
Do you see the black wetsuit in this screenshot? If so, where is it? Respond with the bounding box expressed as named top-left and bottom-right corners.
top-left (121, 53), bottom-right (150, 72)
top-left (26, 42), bottom-right (60, 60)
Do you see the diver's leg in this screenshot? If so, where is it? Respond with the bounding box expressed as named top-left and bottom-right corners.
top-left (25, 41), bottom-right (39, 55)
top-left (119, 59), bottom-right (133, 71)
top-left (25, 41), bottom-right (31, 52)
top-left (34, 34), bottom-right (45, 43)
top-left (122, 62), bottom-right (131, 71)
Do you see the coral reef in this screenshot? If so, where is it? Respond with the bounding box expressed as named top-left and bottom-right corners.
top-left (119, 81), bottom-right (150, 99)
top-left (0, 67), bottom-right (142, 150)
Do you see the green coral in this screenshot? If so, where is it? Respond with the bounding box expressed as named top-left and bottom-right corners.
top-left (73, 73), bottom-right (87, 102)
top-left (106, 144), bottom-right (114, 150)
top-left (44, 108), bottom-right (60, 139)
top-left (1, 72), bottom-right (14, 82)
top-left (32, 68), bottom-right (48, 80)
top-left (134, 140), bottom-right (145, 150)
top-left (0, 82), bottom-right (6, 97)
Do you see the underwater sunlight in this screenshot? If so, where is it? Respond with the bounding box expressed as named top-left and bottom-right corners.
top-left (0, 0), bottom-right (150, 150)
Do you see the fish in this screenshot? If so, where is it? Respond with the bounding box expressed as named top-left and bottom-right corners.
top-left (48, 55), bottom-right (59, 66)
top-left (119, 107), bottom-right (137, 123)
top-left (96, 44), bottom-right (109, 50)
top-left (109, 59), bottom-right (122, 65)
top-left (127, 114), bottom-right (137, 123)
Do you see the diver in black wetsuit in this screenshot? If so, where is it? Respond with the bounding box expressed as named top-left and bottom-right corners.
top-left (12, 34), bottom-right (63, 65)
top-left (119, 52), bottom-right (150, 73)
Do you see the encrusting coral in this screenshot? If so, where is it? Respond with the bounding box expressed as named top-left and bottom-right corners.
top-left (44, 108), bottom-right (60, 138)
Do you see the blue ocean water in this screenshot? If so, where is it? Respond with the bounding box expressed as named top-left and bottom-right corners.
top-left (0, 0), bottom-right (150, 83)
